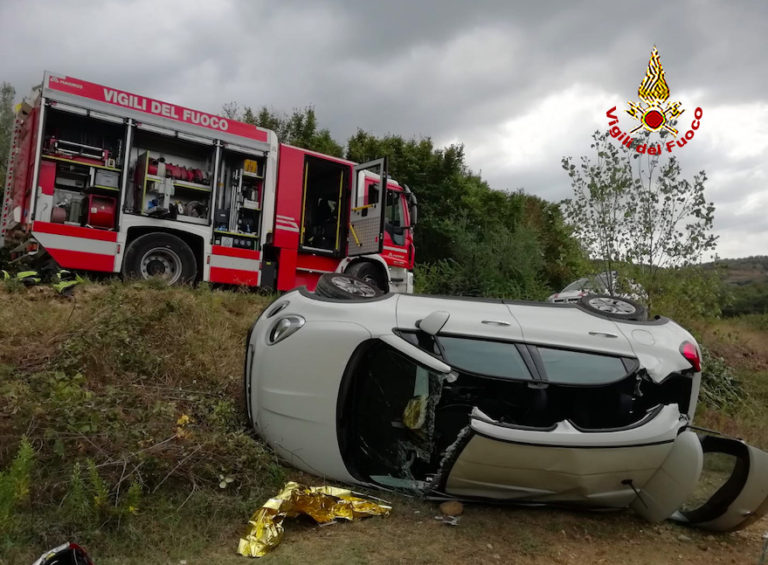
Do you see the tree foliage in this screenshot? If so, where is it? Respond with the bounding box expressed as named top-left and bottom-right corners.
top-left (562, 129), bottom-right (718, 314)
top-left (223, 102), bottom-right (589, 298)
top-left (347, 129), bottom-right (585, 296)
top-left (226, 104), bottom-right (343, 157)
top-left (0, 82), bottom-right (15, 201)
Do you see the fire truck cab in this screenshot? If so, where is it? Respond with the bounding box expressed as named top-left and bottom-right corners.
top-left (0, 72), bottom-right (416, 293)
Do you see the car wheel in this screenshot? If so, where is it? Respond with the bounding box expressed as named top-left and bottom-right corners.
top-left (315, 273), bottom-right (382, 300)
top-left (123, 233), bottom-right (197, 285)
top-left (579, 294), bottom-right (648, 321)
top-left (345, 261), bottom-right (387, 293)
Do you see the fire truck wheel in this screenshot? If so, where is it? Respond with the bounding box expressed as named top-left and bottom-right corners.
top-left (315, 273), bottom-right (382, 300)
top-left (345, 261), bottom-right (387, 293)
top-left (123, 233), bottom-right (197, 285)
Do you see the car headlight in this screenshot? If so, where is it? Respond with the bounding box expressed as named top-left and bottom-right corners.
top-left (267, 315), bottom-right (305, 345)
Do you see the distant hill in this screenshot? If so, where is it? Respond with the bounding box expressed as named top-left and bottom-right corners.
top-left (714, 256), bottom-right (768, 286)
top-left (706, 256), bottom-right (768, 315)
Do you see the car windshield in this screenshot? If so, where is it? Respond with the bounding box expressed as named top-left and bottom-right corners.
top-left (561, 277), bottom-right (593, 292)
top-left (595, 272), bottom-right (615, 291)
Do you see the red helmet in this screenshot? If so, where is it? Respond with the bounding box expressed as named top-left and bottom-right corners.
top-left (32, 542), bottom-right (94, 565)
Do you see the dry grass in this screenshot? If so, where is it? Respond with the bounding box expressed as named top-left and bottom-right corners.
top-left (690, 314), bottom-right (768, 449)
top-left (2, 283), bottom-right (767, 564)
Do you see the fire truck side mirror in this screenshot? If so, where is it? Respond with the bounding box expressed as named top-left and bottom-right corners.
top-left (405, 188), bottom-right (418, 227)
top-left (408, 202), bottom-right (417, 227)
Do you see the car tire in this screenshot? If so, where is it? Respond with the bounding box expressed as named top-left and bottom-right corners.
top-left (315, 272), bottom-right (382, 300)
top-left (578, 294), bottom-right (648, 321)
top-left (123, 233), bottom-right (197, 285)
top-left (345, 261), bottom-right (387, 293)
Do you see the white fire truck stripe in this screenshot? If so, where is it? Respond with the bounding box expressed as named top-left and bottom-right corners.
top-left (209, 254), bottom-right (260, 272)
top-left (276, 215), bottom-right (299, 232)
top-left (383, 246), bottom-right (407, 254)
top-left (35, 232), bottom-right (118, 255)
top-left (276, 214), bottom-right (298, 225)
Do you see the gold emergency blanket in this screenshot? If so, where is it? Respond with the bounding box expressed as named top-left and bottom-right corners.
top-left (237, 481), bottom-right (391, 557)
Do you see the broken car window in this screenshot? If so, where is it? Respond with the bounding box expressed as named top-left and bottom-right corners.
top-left (339, 340), bottom-right (444, 487)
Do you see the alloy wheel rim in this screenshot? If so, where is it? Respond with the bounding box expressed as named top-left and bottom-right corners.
top-left (588, 296), bottom-right (636, 314)
top-left (332, 276), bottom-right (377, 297)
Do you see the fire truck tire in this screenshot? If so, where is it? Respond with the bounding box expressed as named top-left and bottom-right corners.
top-left (315, 273), bottom-right (382, 300)
top-left (345, 261), bottom-right (387, 293)
top-left (123, 233), bottom-right (197, 285)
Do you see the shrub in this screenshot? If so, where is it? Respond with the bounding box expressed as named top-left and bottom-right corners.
top-left (0, 436), bottom-right (34, 538)
top-left (699, 345), bottom-right (745, 410)
top-left (416, 217), bottom-right (548, 300)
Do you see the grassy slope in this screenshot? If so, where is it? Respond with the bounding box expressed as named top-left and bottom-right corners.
top-left (1, 282), bottom-right (766, 564)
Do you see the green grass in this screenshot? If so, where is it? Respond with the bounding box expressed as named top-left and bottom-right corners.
top-left (2, 282), bottom-right (767, 564)
top-left (0, 281), bottom-right (283, 561)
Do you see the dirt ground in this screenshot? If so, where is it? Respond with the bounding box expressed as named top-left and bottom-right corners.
top-left (186, 498), bottom-right (768, 565)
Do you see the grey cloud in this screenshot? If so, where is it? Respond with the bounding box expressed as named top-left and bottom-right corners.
top-left (1, 0), bottom-right (766, 257)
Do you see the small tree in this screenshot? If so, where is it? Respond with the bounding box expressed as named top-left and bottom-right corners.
top-left (562, 129), bottom-right (718, 314)
top-left (0, 82), bottom-right (16, 200)
top-left (219, 103), bottom-right (344, 157)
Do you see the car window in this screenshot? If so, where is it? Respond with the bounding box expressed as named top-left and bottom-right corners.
top-left (437, 336), bottom-right (533, 380)
top-left (339, 339), bottom-right (444, 484)
top-left (537, 347), bottom-right (627, 385)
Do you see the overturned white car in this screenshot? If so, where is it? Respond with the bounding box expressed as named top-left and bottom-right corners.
top-left (244, 274), bottom-right (768, 531)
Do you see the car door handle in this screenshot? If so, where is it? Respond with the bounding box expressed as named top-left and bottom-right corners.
top-left (482, 320), bottom-right (511, 326)
top-left (589, 331), bottom-right (618, 339)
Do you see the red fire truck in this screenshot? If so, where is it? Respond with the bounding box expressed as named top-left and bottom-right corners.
top-left (0, 72), bottom-right (417, 293)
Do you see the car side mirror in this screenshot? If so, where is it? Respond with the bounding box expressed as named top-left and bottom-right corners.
top-left (417, 310), bottom-right (450, 336)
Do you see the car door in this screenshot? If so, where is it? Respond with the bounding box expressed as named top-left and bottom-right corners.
top-left (433, 324), bottom-right (700, 511)
top-left (670, 435), bottom-right (768, 531)
top-left (440, 404), bottom-right (693, 507)
top-left (395, 295), bottom-right (523, 341)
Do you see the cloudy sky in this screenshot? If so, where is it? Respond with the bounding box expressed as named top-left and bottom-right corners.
top-left (1, 0), bottom-right (766, 259)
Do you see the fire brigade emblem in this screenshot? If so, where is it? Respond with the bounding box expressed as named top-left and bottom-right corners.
top-left (626, 47), bottom-right (684, 136)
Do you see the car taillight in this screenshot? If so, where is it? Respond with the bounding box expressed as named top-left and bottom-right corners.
top-left (680, 341), bottom-right (701, 372)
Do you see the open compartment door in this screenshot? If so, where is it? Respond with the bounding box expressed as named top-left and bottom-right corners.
top-left (347, 158), bottom-right (386, 256)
